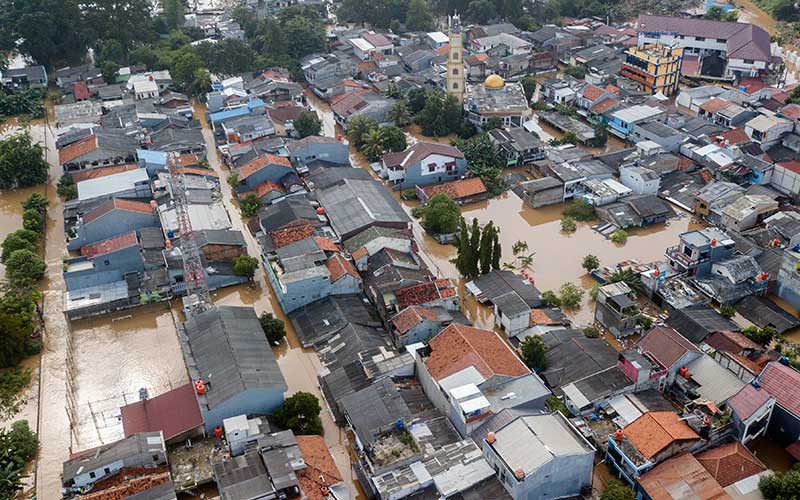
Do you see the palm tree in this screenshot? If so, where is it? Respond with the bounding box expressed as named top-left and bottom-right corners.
top-left (389, 100), bottom-right (412, 127)
top-left (360, 128), bottom-right (385, 162)
top-left (518, 252), bottom-right (536, 268)
top-left (512, 240), bottom-right (529, 256)
top-left (609, 268), bottom-right (642, 293)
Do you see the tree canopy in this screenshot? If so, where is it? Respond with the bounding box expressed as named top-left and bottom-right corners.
top-left (0, 133), bottom-right (48, 190)
top-left (520, 336), bottom-right (547, 372)
top-left (294, 111), bottom-right (322, 138)
top-left (273, 391), bottom-right (323, 435)
top-left (419, 194), bottom-right (461, 235)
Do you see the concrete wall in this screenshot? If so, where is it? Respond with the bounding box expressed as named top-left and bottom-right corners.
top-left (482, 440), bottom-right (594, 500)
top-left (398, 320), bottom-right (442, 346)
top-left (64, 245), bottom-right (143, 291)
top-left (776, 250), bottom-right (800, 309)
top-left (330, 274), bottom-right (361, 295)
top-left (241, 164), bottom-right (292, 190)
top-left (290, 143), bottom-right (350, 167)
top-left (202, 388), bottom-right (285, 433)
top-left (70, 210), bottom-right (159, 251)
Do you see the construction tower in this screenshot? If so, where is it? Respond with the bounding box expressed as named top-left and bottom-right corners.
top-left (167, 151), bottom-right (210, 315)
top-left (447, 13), bottom-right (464, 102)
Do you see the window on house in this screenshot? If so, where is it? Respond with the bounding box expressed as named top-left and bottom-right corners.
top-left (453, 81), bottom-right (459, 89)
top-left (716, 38), bottom-right (725, 43)
top-left (152, 455), bottom-right (159, 461)
top-left (744, 59), bottom-right (754, 64)
top-left (89, 472), bottom-right (96, 479)
top-left (104, 259), bottom-right (110, 266)
top-left (696, 37), bottom-right (705, 41)
top-left (104, 468), bottom-right (110, 474)
top-left (452, 68), bottom-right (459, 75)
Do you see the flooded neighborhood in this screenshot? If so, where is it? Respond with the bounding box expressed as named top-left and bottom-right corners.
top-left (1, 0), bottom-right (800, 500)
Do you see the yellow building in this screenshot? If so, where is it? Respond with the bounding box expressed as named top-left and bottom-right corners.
top-left (620, 44), bottom-right (684, 97)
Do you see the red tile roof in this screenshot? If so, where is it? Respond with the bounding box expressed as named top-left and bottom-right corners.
top-left (786, 440), bottom-right (800, 461)
top-left (330, 91), bottom-right (371, 117)
top-left (121, 383), bottom-right (203, 441)
top-left (182, 166), bottom-right (219, 178)
top-left (581, 84), bottom-right (606, 101)
top-left (591, 97), bottom-right (620, 115)
top-left (362, 31), bottom-right (392, 48)
top-left (718, 128), bottom-right (751, 146)
top-left (251, 180), bottom-right (285, 199)
top-left (426, 323), bottom-right (529, 381)
top-left (271, 224), bottom-right (315, 248)
top-left (80, 231), bottom-right (139, 257)
top-left (70, 164), bottom-right (139, 183)
top-left (623, 412), bottom-right (700, 460)
top-left (72, 81), bottom-right (90, 100)
top-left (778, 160), bottom-right (800, 174)
top-left (605, 84), bottom-right (622, 95)
top-left (700, 98), bottom-right (730, 115)
top-left (696, 442), bottom-right (766, 487)
top-left (79, 469), bottom-right (171, 500)
top-left (178, 153), bottom-right (203, 167)
top-left (757, 361), bottom-right (800, 416)
top-left (637, 326), bottom-right (699, 370)
top-left (313, 236), bottom-right (340, 252)
top-left (325, 254), bottom-right (360, 283)
top-left (352, 246), bottom-right (369, 260)
top-left (239, 153), bottom-right (292, 181)
top-left (59, 134), bottom-right (97, 165)
top-left (638, 453), bottom-right (727, 500)
top-left (780, 103), bottom-right (800, 120)
top-left (682, 54), bottom-right (701, 77)
top-left (391, 305), bottom-right (439, 334)
top-left (296, 435), bottom-right (343, 500)
top-left (419, 177), bottom-right (486, 201)
top-left (395, 278), bottom-right (456, 309)
top-left (705, 330), bottom-right (760, 354)
top-left (728, 384), bottom-right (773, 420)
top-left (82, 198), bottom-right (155, 225)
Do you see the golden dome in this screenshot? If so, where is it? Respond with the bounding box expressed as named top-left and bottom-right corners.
top-left (484, 74), bottom-right (505, 89)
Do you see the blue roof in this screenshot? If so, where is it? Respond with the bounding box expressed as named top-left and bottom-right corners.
top-left (137, 149), bottom-right (167, 166)
top-left (209, 99), bottom-right (266, 124)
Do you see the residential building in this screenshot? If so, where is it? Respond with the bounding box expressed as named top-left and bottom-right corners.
top-left (466, 270), bottom-right (542, 334)
top-left (264, 236), bottom-right (361, 313)
top-left (690, 254), bottom-right (769, 305)
top-left (637, 15), bottom-right (775, 80)
top-left (636, 453), bottom-right (727, 500)
top-left (380, 142), bottom-right (467, 188)
top-left (599, 194), bottom-right (676, 228)
top-left (465, 76), bottom-right (531, 128)
top-left (745, 114), bottom-right (793, 149)
top-left (696, 442), bottom-right (770, 498)
top-left (488, 128), bottom-right (546, 166)
top-left (539, 77), bottom-right (581, 105)
top-left (519, 177), bottom-right (564, 208)
top-left (64, 232), bottom-right (144, 291)
top-left (470, 33), bottom-right (532, 56)
top-left (606, 411), bottom-right (702, 484)
top-left (539, 329), bottom-right (621, 394)
top-left (235, 153), bottom-right (293, 193)
top-left (285, 135), bottom-right (349, 171)
top-left (636, 326), bottom-right (702, 384)
top-left (331, 91), bottom-right (394, 129)
top-left (728, 383), bottom-right (777, 444)
top-left (390, 305), bottom-right (456, 346)
top-left (180, 306), bottom-right (288, 432)
top-left (481, 413), bottom-right (595, 500)
top-left (314, 169), bottom-right (411, 240)
top-left (68, 198), bottom-right (159, 251)
top-left (594, 282), bottom-right (641, 338)
top-left (120, 383), bottom-right (204, 445)
top-left (213, 434), bottom-right (302, 500)
top-left (76, 168), bottom-right (152, 202)
top-left (62, 432), bottom-right (167, 493)
top-left (0, 65), bottom-right (47, 90)
top-left (668, 303), bottom-right (741, 344)
top-left (665, 227), bottom-right (736, 277)
top-left (673, 354), bottom-right (746, 405)
top-left (630, 120), bottom-right (685, 152)
top-left (619, 165), bottom-right (660, 194)
top-left (719, 194), bottom-right (779, 232)
top-left (348, 32), bottom-right (394, 60)
top-left (620, 44), bottom-right (684, 96)
top-left (413, 323), bottom-right (550, 437)
top-left (607, 105), bottom-right (665, 139)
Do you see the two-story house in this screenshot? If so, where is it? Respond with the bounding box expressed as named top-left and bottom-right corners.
top-left (380, 142), bottom-right (467, 189)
